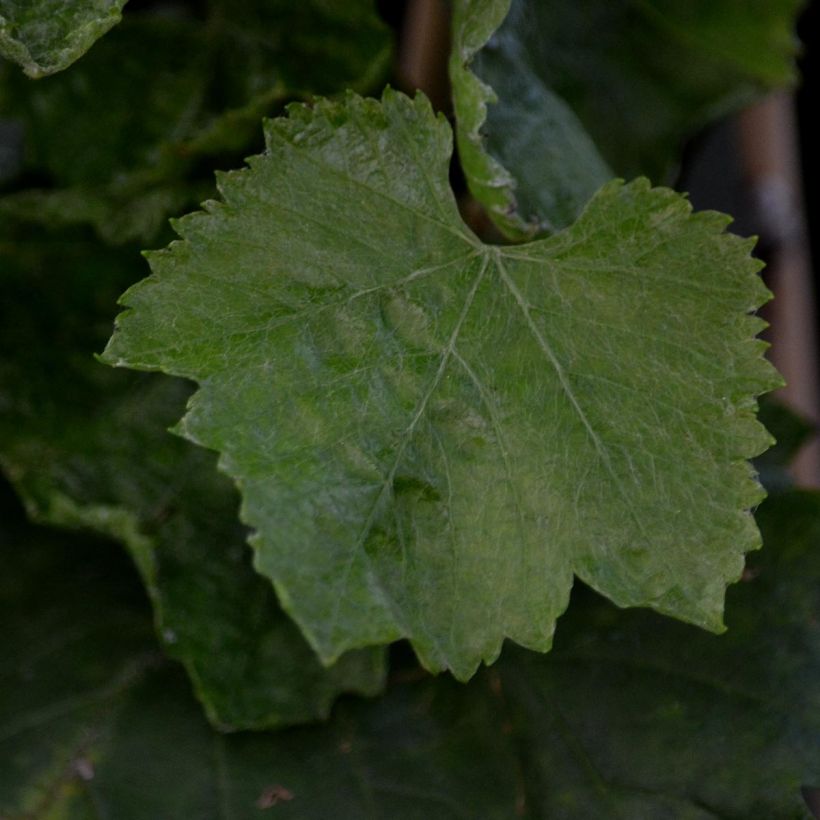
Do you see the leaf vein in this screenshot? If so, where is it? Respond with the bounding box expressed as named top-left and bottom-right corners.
top-left (325, 255), bottom-right (490, 645)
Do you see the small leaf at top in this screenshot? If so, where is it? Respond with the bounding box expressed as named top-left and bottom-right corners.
top-left (104, 89), bottom-right (779, 680)
top-left (449, 0), bottom-right (611, 238)
top-left (0, 0), bottom-right (127, 78)
top-left (450, 0), bottom-right (803, 239)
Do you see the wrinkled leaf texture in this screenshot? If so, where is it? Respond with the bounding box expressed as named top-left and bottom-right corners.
top-left (0, 0), bottom-right (127, 77)
top-left (104, 89), bottom-right (778, 680)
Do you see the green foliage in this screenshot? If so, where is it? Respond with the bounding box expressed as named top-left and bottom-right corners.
top-left (3, 488), bottom-right (819, 816)
top-left (0, 0), bottom-right (391, 243)
top-left (0, 221), bottom-right (386, 730)
top-left (103, 90), bottom-right (777, 679)
top-left (451, 0), bottom-right (803, 237)
top-left (0, 0), bottom-right (127, 78)
top-left (0, 0), bottom-right (815, 815)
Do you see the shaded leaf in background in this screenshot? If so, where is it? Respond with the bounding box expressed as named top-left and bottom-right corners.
top-left (449, 0), bottom-right (611, 239)
top-left (0, 0), bottom-right (391, 243)
top-left (0, 511), bottom-right (521, 819)
top-left (104, 90), bottom-right (777, 680)
top-left (0, 506), bottom-right (158, 817)
top-left (451, 0), bottom-right (803, 238)
top-left (3, 484), bottom-right (818, 817)
top-left (755, 397), bottom-right (816, 492)
top-left (0, 223), bottom-right (385, 730)
top-left (0, 0), bottom-right (127, 78)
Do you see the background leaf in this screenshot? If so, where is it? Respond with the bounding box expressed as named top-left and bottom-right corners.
top-left (0, 222), bottom-right (386, 730)
top-left (451, 0), bottom-right (803, 238)
top-left (3, 485), bottom-right (817, 817)
top-left (449, 0), bottom-right (611, 238)
top-left (104, 90), bottom-right (778, 680)
top-left (755, 398), bottom-right (816, 492)
top-left (0, 0), bottom-right (127, 78)
top-left (0, 0), bottom-right (392, 243)
top-left (0, 508), bottom-right (521, 819)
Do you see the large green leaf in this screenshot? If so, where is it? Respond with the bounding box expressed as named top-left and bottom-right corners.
top-left (0, 1), bottom-right (391, 243)
top-left (0, 224), bottom-right (385, 730)
top-left (103, 90), bottom-right (778, 680)
top-left (450, 0), bottom-right (803, 238)
top-left (0, 0), bottom-right (127, 78)
top-left (3, 489), bottom-right (818, 817)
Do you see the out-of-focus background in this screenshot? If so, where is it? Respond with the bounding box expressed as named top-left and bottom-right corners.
top-left (683, 1), bottom-right (820, 486)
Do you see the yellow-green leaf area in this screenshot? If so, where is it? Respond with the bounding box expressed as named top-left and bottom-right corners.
top-left (104, 90), bottom-right (779, 680)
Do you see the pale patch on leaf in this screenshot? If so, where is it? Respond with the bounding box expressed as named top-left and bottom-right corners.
top-left (450, 0), bottom-right (803, 239)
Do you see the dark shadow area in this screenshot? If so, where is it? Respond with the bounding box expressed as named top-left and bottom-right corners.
top-left (798, 1), bottom-right (820, 291)
top-left (803, 785), bottom-right (820, 818)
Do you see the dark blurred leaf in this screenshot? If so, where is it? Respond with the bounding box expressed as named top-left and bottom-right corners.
top-left (0, 184), bottom-right (208, 245)
top-left (0, 522), bottom-right (520, 819)
top-left (755, 398), bottom-right (817, 491)
top-left (0, 1), bottom-right (391, 242)
top-left (0, 519), bottom-right (156, 815)
top-left (0, 118), bottom-right (23, 182)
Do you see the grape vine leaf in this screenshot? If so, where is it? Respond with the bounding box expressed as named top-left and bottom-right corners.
top-left (0, 223), bottom-right (385, 730)
top-left (450, 0), bottom-right (803, 239)
top-left (0, 1), bottom-right (391, 243)
top-left (104, 89), bottom-right (779, 681)
top-left (0, 0), bottom-right (127, 78)
top-left (3, 489), bottom-right (819, 817)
